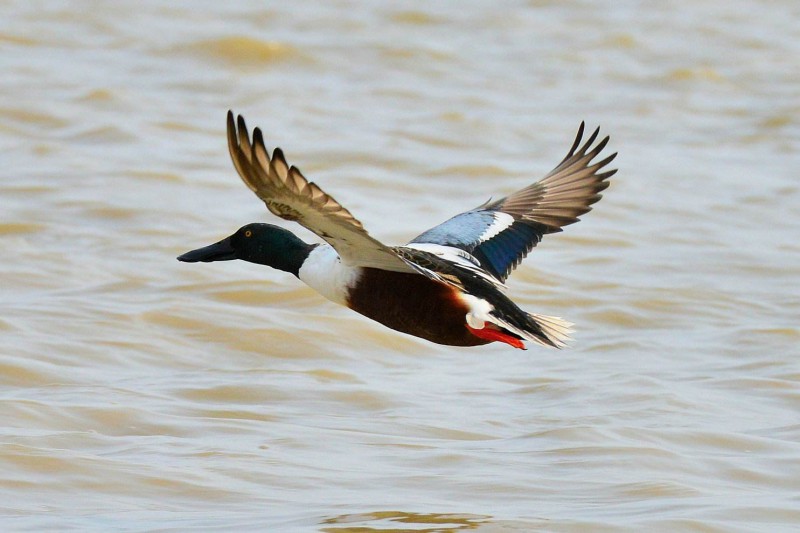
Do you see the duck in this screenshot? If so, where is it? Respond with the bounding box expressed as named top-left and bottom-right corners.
top-left (178, 111), bottom-right (617, 350)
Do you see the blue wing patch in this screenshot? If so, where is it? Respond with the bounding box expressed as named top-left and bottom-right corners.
top-left (410, 211), bottom-right (548, 281)
top-left (471, 221), bottom-right (546, 280)
top-left (410, 211), bottom-right (499, 248)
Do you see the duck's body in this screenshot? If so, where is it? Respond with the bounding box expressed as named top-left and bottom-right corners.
top-left (178, 111), bottom-right (617, 350)
top-left (348, 268), bottom-right (481, 346)
top-left (303, 255), bottom-right (486, 347)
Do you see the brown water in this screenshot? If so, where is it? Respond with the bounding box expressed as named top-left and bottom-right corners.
top-left (2, 1), bottom-right (799, 531)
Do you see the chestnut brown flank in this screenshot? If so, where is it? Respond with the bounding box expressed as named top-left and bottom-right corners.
top-left (347, 269), bottom-right (491, 347)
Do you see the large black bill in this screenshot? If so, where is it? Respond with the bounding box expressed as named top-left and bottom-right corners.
top-left (177, 237), bottom-right (236, 263)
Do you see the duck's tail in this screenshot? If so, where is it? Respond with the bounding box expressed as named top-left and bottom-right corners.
top-left (486, 309), bottom-right (573, 349)
top-left (524, 312), bottom-right (573, 348)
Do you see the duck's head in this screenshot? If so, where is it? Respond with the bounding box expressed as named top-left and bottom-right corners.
top-left (177, 223), bottom-right (312, 276)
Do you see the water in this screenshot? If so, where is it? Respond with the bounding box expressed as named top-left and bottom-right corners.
top-left (2, 1), bottom-right (799, 531)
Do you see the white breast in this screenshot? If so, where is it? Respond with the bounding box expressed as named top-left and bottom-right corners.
top-left (297, 244), bottom-right (361, 306)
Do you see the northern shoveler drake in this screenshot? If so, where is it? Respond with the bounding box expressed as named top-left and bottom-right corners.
top-left (178, 111), bottom-right (617, 350)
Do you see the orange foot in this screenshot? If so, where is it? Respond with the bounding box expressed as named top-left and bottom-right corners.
top-left (466, 324), bottom-right (526, 350)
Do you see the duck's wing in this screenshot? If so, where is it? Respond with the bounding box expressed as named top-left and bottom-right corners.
top-left (408, 122), bottom-right (617, 282)
top-left (227, 111), bottom-right (416, 274)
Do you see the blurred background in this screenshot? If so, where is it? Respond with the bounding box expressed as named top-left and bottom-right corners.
top-left (1, 1), bottom-right (798, 531)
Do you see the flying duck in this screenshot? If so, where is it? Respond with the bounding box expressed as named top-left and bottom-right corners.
top-left (178, 111), bottom-right (616, 350)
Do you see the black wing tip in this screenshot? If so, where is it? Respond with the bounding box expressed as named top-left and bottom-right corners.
top-left (228, 112), bottom-right (251, 153)
top-left (582, 126), bottom-right (601, 153)
top-left (229, 112), bottom-right (283, 165)
top-left (592, 134), bottom-right (610, 154)
top-left (599, 150), bottom-right (618, 166)
top-left (597, 168), bottom-right (618, 181)
top-left (252, 126), bottom-right (265, 148)
top-left (272, 146), bottom-right (287, 166)
top-left (574, 122), bottom-right (609, 143)
top-left (226, 110), bottom-right (237, 136)
top-left (559, 122), bottom-right (616, 171)
top-left (564, 121), bottom-right (608, 163)
top-left (565, 122), bottom-right (586, 159)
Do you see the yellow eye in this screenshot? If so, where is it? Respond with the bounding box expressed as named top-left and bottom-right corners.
top-left (245, 230), bottom-right (252, 237)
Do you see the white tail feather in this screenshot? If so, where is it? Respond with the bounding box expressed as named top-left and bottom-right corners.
top-left (527, 313), bottom-right (573, 348)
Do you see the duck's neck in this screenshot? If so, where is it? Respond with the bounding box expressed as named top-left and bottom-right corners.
top-left (267, 243), bottom-right (315, 277)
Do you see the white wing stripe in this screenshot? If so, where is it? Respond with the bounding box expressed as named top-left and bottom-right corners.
top-left (401, 243), bottom-right (508, 290)
top-left (404, 243), bottom-right (481, 268)
top-left (476, 212), bottom-right (515, 244)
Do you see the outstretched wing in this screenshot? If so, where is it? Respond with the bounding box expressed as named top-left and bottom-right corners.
top-left (227, 111), bottom-right (416, 274)
top-left (409, 122), bottom-right (617, 282)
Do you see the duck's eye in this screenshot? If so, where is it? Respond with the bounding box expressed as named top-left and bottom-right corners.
top-left (244, 230), bottom-right (252, 238)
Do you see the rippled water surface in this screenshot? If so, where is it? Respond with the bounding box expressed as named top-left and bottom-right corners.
top-left (2, 1), bottom-right (799, 531)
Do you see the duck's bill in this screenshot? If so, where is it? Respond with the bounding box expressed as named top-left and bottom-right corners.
top-left (177, 237), bottom-right (235, 263)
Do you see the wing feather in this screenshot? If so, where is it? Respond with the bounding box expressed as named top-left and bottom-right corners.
top-left (411, 122), bottom-right (617, 281)
top-left (227, 111), bottom-right (415, 273)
